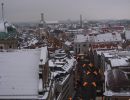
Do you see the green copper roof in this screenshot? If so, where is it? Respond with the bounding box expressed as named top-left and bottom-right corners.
top-left (0, 21), bottom-right (17, 39)
top-left (0, 31), bottom-right (17, 39)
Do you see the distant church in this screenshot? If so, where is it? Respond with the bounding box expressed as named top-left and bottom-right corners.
top-left (0, 3), bottom-right (17, 50)
top-left (38, 13), bottom-right (48, 39)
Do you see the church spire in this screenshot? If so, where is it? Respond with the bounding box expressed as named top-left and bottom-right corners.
top-left (41, 13), bottom-right (44, 22)
top-left (1, 2), bottom-right (4, 20)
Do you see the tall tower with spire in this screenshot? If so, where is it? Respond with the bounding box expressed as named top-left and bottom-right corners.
top-left (80, 14), bottom-right (82, 28)
top-left (0, 2), bottom-right (18, 50)
top-left (38, 13), bottom-right (48, 39)
top-left (1, 2), bottom-right (4, 20)
top-left (39, 13), bottom-right (46, 28)
top-left (41, 13), bottom-right (44, 22)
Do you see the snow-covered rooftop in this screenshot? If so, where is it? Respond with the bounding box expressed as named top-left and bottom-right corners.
top-left (96, 49), bottom-right (116, 56)
top-left (0, 49), bottom-right (41, 99)
top-left (104, 90), bottom-right (130, 96)
top-left (109, 57), bottom-right (130, 67)
top-left (64, 41), bottom-right (71, 46)
top-left (102, 50), bottom-right (130, 58)
top-left (75, 32), bottom-right (122, 43)
top-left (40, 46), bottom-right (48, 65)
top-left (74, 34), bottom-right (88, 43)
top-left (0, 21), bottom-right (6, 32)
top-left (63, 58), bottom-right (76, 72)
top-left (28, 38), bottom-right (38, 46)
top-left (94, 32), bottom-right (122, 43)
top-left (102, 52), bottom-right (115, 58)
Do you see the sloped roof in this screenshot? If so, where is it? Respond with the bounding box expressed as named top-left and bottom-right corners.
top-left (74, 34), bottom-right (88, 43)
top-left (0, 49), bottom-right (40, 99)
top-left (94, 32), bottom-right (122, 43)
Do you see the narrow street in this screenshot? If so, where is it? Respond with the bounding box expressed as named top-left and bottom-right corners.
top-left (73, 54), bottom-right (104, 100)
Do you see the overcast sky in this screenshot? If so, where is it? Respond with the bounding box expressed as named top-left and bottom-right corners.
top-left (0, 0), bottom-right (130, 22)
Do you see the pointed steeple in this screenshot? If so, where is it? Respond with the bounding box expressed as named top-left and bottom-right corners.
top-left (1, 3), bottom-right (4, 20)
top-left (39, 13), bottom-right (46, 28)
top-left (41, 13), bottom-right (44, 22)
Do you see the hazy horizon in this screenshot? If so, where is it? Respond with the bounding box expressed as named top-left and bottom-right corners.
top-left (0, 0), bottom-right (130, 23)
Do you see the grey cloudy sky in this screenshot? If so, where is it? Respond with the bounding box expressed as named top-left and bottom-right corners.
top-left (0, 0), bottom-right (130, 22)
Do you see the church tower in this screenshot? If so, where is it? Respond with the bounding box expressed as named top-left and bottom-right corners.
top-left (39, 13), bottom-right (46, 28)
top-left (0, 3), bottom-right (18, 50)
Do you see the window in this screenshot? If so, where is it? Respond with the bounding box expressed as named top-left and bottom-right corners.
top-left (83, 44), bottom-right (86, 47)
top-left (9, 45), bottom-right (12, 48)
top-left (0, 46), bottom-right (3, 49)
top-left (78, 48), bottom-right (80, 54)
top-left (75, 48), bottom-right (77, 53)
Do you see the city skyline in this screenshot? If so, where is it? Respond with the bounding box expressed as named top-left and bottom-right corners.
top-left (0, 0), bottom-right (130, 23)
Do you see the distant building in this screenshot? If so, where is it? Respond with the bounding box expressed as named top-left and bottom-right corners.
top-left (74, 34), bottom-right (89, 55)
top-left (0, 2), bottom-right (18, 50)
top-left (89, 32), bottom-right (122, 51)
top-left (0, 21), bottom-right (17, 50)
top-left (38, 13), bottom-right (48, 39)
